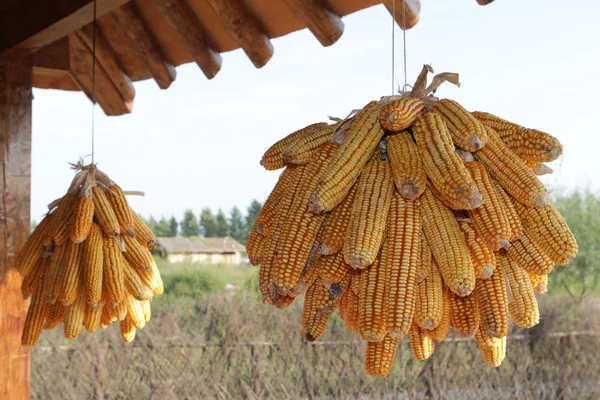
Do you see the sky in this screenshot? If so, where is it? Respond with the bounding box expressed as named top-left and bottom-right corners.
top-left (30, 0), bottom-right (600, 223)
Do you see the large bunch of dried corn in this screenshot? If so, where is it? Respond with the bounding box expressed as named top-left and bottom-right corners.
top-left (16, 163), bottom-right (161, 346)
top-left (250, 66), bottom-right (577, 376)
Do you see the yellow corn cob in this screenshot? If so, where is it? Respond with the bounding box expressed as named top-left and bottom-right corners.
top-left (317, 252), bottom-right (349, 289)
top-left (365, 335), bottom-right (400, 377)
top-left (84, 301), bottom-right (104, 333)
top-left (125, 293), bottom-right (146, 329)
top-left (245, 226), bottom-right (265, 266)
top-left (106, 184), bottom-right (134, 233)
top-left (141, 300), bottom-right (151, 322)
top-left (413, 113), bottom-right (482, 210)
top-left (272, 143), bottom-right (336, 294)
top-left (64, 290), bottom-right (85, 339)
top-left (302, 279), bottom-right (343, 341)
top-left (458, 220), bottom-right (496, 279)
top-left (21, 258), bottom-right (48, 298)
top-left (15, 213), bottom-right (53, 277)
top-left (465, 162), bottom-right (511, 250)
top-left (261, 122), bottom-right (329, 170)
top-left (426, 288), bottom-right (450, 343)
top-left (48, 194), bottom-right (77, 246)
top-left (83, 224), bottom-right (104, 307)
top-left (310, 101), bottom-right (384, 213)
top-left (386, 192), bottom-right (420, 337)
top-left (433, 99), bottom-right (488, 151)
top-left (409, 322), bottom-right (435, 361)
top-left (449, 291), bottom-right (480, 338)
top-left (319, 184), bottom-right (357, 255)
top-left (500, 253), bottom-right (539, 328)
top-left (295, 243), bottom-right (322, 295)
top-left (475, 326), bottom-right (506, 367)
top-left (103, 234), bottom-right (125, 304)
top-left (43, 244), bottom-right (69, 304)
top-left (92, 186), bottom-right (120, 236)
top-left (378, 97), bottom-right (427, 132)
top-left (472, 111), bottom-right (562, 162)
top-left (414, 261), bottom-right (443, 330)
top-left (421, 189), bottom-right (475, 296)
top-left (123, 234), bottom-right (155, 271)
top-left (132, 211), bottom-right (156, 249)
top-left (59, 241), bottom-right (84, 306)
top-left (386, 132), bottom-right (427, 200)
top-left (120, 314), bottom-right (137, 342)
top-left (418, 234), bottom-right (433, 284)
top-left (283, 123), bottom-right (337, 165)
top-left (338, 283), bottom-right (360, 332)
top-left (44, 301), bottom-right (65, 330)
top-left (344, 159), bottom-right (394, 269)
top-left (123, 259), bottom-right (149, 301)
top-left (21, 270), bottom-right (50, 346)
top-left (507, 232), bottom-right (554, 275)
top-left (514, 201), bottom-right (578, 266)
top-left (101, 301), bottom-right (117, 326)
top-left (149, 260), bottom-right (163, 295)
top-left (492, 181), bottom-right (524, 241)
top-left (114, 299), bottom-right (128, 321)
top-left (476, 268), bottom-right (509, 338)
top-left (474, 126), bottom-right (548, 207)
top-left (255, 168), bottom-right (294, 236)
top-left (529, 273), bottom-right (548, 294)
top-left (358, 241), bottom-right (388, 342)
top-left (70, 196), bottom-right (95, 243)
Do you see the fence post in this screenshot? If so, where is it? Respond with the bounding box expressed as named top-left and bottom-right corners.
top-left (95, 346), bottom-right (106, 400)
top-left (556, 336), bottom-right (568, 399)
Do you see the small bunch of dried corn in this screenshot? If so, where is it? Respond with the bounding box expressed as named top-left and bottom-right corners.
top-left (250, 65), bottom-right (577, 376)
top-left (16, 163), bottom-right (162, 346)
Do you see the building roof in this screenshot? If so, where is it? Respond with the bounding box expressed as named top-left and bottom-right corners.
top-left (156, 236), bottom-right (246, 254)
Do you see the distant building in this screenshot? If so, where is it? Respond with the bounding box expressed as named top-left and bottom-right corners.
top-left (154, 236), bottom-right (247, 265)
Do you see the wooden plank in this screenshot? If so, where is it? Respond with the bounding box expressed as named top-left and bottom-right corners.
top-left (0, 0), bottom-right (130, 60)
top-left (32, 68), bottom-right (80, 91)
top-left (152, 0), bottom-right (222, 79)
top-left (282, 0), bottom-right (344, 47)
top-left (68, 34), bottom-right (133, 115)
top-left (205, 0), bottom-right (274, 69)
top-left (78, 24), bottom-right (136, 102)
top-left (109, 2), bottom-right (177, 89)
top-left (0, 59), bottom-right (32, 400)
top-left (31, 38), bottom-right (70, 71)
top-left (476, 0), bottom-right (494, 4)
top-left (381, 0), bottom-right (421, 30)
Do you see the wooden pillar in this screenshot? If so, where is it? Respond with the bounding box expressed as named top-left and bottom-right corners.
top-left (0, 59), bottom-right (33, 400)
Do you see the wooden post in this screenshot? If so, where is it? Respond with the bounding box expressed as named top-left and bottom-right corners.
top-left (0, 59), bottom-right (33, 400)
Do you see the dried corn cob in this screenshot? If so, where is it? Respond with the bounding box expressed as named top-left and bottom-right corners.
top-left (317, 252), bottom-right (349, 289)
top-left (21, 258), bottom-right (47, 299)
top-left (60, 241), bottom-right (84, 306)
top-left (126, 293), bottom-right (146, 329)
top-left (103, 235), bottom-right (125, 304)
top-left (459, 220), bottom-right (496, 279)
top-left (338, 283), bottom-right (360, 332)
top-left (344, 159), bottom-right (394, 269)
top-left (255, 168), bottom-right (294, 235)
top-left (283, 123), bottom-right (337, 165)
top-left (386, 132), bottom-right (427, 200)
top-left (449, 291), bottom-right (480, 338)
top-left (414, 261), bottom-right (443, 330)
top-left (386, 192), bottom-right (420, 337)
top-left (418, 234), bottom-right (433, 283)
top-left (433, 99), bottom-right (487, 151)
top-left (409, 323), bottom-right (435, 361)
top-left (84, 301), bottom-right (104, 333)
top-left (365, 335), bottom-right (400, 377)
top-left (426, 288), bottom-right (451, 343)
top-left (114, 299), bottom-right (128, 321)
top-left (358, 241), bottom-right (388, 342)
top-left (476, 268), bottom-right (509, 338)
top-left (44, 301), bottom-right (65, 330)
top-left (123, 259), bottom-right (149, 301)
top-left (43, 244), bottom-right (69, 304)
top-left (529, 273), bottom-right (548, 294)
top-left (413, 113), bottom-right (481, 210)
top-left (123, 234), bottom-right (155, 271)
top-left (493, 182), bottom-right (524, 241)
top-left (120, 314), bottom-right (137, 343)
top-left (421, 189), bottom-right (475, 296)
top-left (106, 184), bottom-right (134, 233)
top-left (261, 122), bottom-right (329, 170)
top-left (48, 194), bottom-right (77, 246)
top-left (64, 291), bottom-right (85, 339)
top-left (500, 253), bottom-right (539, 328)
top-left (379, 97), bottom-right (427, 132)
top-left (245, 226), bottom-right (265, 266)
top-left (474, 127), bottom-right (548, 207)
top-left (319, 184), bottom-right (357, 255)
top-left (141, 300), bottom-right (151, 322)
top-left (21, 269), bottom-right (50, 346)
top-left (475, 326), bottom-right (506, 367)
top-left (302, 280), bottom-right (340, 341)
top-left (15, 214), bottom-right (53, 277)
top-left (101, 301), bottom-right (117, 326)
top-left (311, 101), bottom-right (384, 213)
top-left (132, 211), bottom-right (156, 249)
top-left (92, 186), bottom-right (120, 236)
top-left (466, 162), bottom-right (511, 250)
top-left (70, 196), bottom-right (94, 243)
top-left (506, 233), bottom-right (554, 275)
top-left (83, 224), bottom-right (104, 307)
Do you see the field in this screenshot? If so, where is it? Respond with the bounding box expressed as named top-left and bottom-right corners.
top-left (29, 260), bottom-right (600, 399)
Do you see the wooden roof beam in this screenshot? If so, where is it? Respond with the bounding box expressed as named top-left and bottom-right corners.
top-left (68, 33), bottom-right (133, 115)
top-left (152, 0), bottom-right (222, 79)
top-left (109, 3), bottom-right (176, 89)
top-left (381, 0), bottom-right (421, 30)
top-left (0, 0), bottom-right (129, 60)
top-left (282, 0), bottom-right (344, 47)
top-left (205, 0), bottom-right (274, 69)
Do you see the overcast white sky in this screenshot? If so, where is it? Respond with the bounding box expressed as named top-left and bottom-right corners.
top-left (30, 0), bottom-right (600, 222)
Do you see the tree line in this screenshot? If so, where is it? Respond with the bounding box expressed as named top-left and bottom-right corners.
top-left (143, 200), bottom-right (262, 244)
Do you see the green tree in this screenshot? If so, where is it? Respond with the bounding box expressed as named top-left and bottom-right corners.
top-left (154, 217), bottom-right (171, 237)
top-left (180, 209), bottom-right (200, 237)
top-left (200, 208), bottom-right (217, 237)
top-left (216, 209), bottom-right (229, 237)
top-left (229, 206), bottom-right (245, 243)
top-left (169, 216), bottom-right (178, 237)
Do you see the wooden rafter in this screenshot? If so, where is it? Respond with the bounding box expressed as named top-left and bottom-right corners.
top-left (152, 0), bottom-right (222, 79)
top-left (110, 2), bottom-right (177, 89)
top-left (282, 0), bottom-right (344, 47)
top-left (205, 0), bottom-right (274, 69)
top-left (381, 0), bottom-right (421, 30)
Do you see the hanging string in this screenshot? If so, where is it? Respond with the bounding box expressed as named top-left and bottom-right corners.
top-left (402, 0), bottom-right (408, 90)
top-left (91, 0), bottom-right (98, 164)
top-left (391, 0), bottom-right (396, 95)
